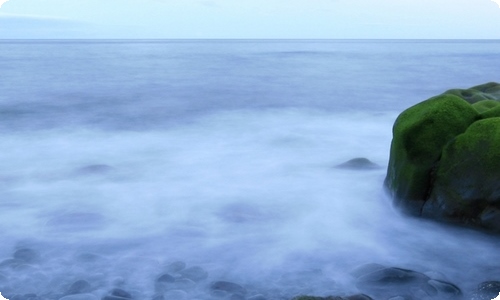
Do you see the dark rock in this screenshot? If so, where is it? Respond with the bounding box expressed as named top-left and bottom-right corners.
top-left (427, 279), bottom-right (461, 298)
top-left (229, 294), bottom-right (245, 300)
top-left (354, 265), bottom-right (462, 300)
top-left (66, 279), bottom-right (92, 294)
top-left (156, 273), bottom-right (175, 283)
top-left (385, 91), bottom-right (478, 215)
top-left (179, 266), bottom-right (208, 282)
top-left (350, 263), bottom-right (386, 279)
top-left (470, 281), bottom-right (500, 300)
top-left (13, 248), bottom-right (40, 263)
top-left (344, 295), bottom-right (374, 300)
top-left (384, 82), bottom-right (500, 232)
top-left (110, 288), bottom-right (132, 298)
top-left (210, 281), bottom-right (247, 295)
top-left (335, 158), bottom-right (380, 170)
top-left (247, 295), bottom-right (267, 300)
top-left (165, 261), bottom-right (186, 273)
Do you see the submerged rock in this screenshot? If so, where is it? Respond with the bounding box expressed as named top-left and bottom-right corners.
top-left (351, 263), bottom-right (461, 300)
top-left (385, 82), bottom-right (500, 232)
top-left (334, 158), bottom-right (380, 170)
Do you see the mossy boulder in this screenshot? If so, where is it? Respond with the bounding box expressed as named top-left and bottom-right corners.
top-left (385, 82), bottom-right (500, 231)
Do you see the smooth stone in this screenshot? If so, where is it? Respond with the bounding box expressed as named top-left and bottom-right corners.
top-left (355, 267), bottom-right (430, 297)
top-left (156, 273), bottom-right (175, 283)
top-left (110, 289), bottom-right (132, 298)
top-left (66, 280), bottom-right (92, 294)
top-left (13, 248), bottom-right (40, 263)
top-left (334, 158), bottom-right (380, 170)
top-left (179, 266), bottom-right (208, 282)
top-left (427, 279), bottom-right (461, 298)
top-left (350, 263), bottom-right (386, 279)
top-left (229, 294), bottom-right (245, 300)
top-left (165, 261), bottom-right (186, 273)
top-left (59, 294), bottom-right (98, 300)
top-left (210, 281), bottom-right (247, 295)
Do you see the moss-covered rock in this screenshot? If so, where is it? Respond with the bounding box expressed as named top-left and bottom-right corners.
top-left (385, 94), bottom-right (478, 214)
top-left (385, 82), bottom-right (500, 231)
top-left (422, 118), bottom-right (500, 228)
top-left (444, 82), bottom-right (500, 104)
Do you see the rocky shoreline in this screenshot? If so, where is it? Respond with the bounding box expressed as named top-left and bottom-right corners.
top-left (0, 247), bottom-right (499, 300)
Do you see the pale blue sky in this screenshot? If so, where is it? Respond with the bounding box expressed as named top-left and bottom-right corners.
top-left (0, 0), bottom-right (499, 39)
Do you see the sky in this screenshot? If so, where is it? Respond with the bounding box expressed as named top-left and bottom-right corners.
top-left (0, 0), bottom-right (499, 39)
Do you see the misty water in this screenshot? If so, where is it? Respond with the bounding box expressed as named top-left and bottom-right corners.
top-left (0, 39), bottom-right (500, 299)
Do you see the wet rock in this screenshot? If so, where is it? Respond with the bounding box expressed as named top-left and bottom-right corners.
top-left (13, 248), bottom-right (40, 263)
top-left (165, 261), bottom-right (186, 273)
top-left (101, 288), bottom-right (133, 300)
top-left (470, 281), bottom-right (500, 300)
top-left (157, 273), bottom-right (175, 283)
top-left (427, 279), bottom-right (461, 298)
top-left (179, 266), bottom-right (208, 282)
top-left (110, 288), bottom-right (132, 298)
top-left (354, 265), bottom-right (461, 300)
top-left (229, 294), bottom-right (245, 300)
top-left (172, 278), bottom-right (196, 290)
top-left (59, 294), bottom-right (98, 300)
top-left (335, 158), bottom-right (380, 170)
top-left (384, 82), bottom-right (500, 232)
top-left (66, 280), bottom-right (92, 294)
top-left (210, 281), bottom-right (247, 295)
top-left (350, 263), bottom-right (386, 279)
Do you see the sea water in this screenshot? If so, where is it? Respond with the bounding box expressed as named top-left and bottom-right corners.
top-left (0, 39), bottom-right (499, 299)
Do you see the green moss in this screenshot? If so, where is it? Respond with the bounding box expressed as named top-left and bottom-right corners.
top-left (472, 100), bottom-right (500, 114)
top-left (443, 82), bottom-right (500, 104)
top-left (385, 94), bottom-right (478, 214)
top-left (424, 118), bottom-right (500, 222)
top-left (479, 105), bottom-right (500, 119)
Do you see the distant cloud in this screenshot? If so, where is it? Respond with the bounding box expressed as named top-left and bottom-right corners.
top-left (0, 0), bottom-right (9, 9)
top-left (493, 0), bottom-right (500, 8)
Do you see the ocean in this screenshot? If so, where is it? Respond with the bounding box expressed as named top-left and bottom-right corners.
top-left (0, 39), bottom-right (499, 299)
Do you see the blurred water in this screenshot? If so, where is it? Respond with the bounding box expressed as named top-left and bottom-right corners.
top-left (0, 40), bottom-right (499, 299)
